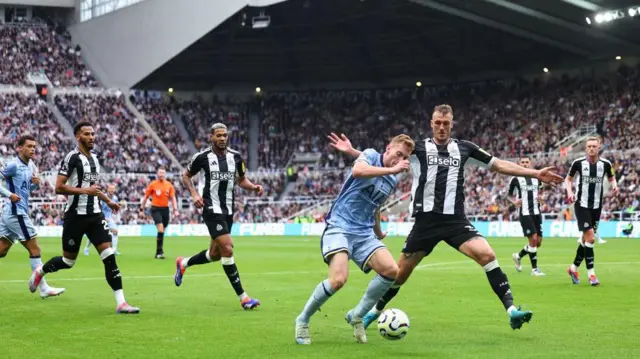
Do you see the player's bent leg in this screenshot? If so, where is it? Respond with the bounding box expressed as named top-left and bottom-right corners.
top-left (364, 251), bottom-right (426, 329)
top-left (581, 229), bottom-right (599, 286)
top-left (216, 234), bottom-right (259, 309)
top-left (295, 251), bottom-right (349, 344)
top-left (21, 238), bottom-right (66, 298)
top-left (94, 242), bottom-right (140, 314)
top-left (175, 241), bottom-right (221, 287)
top-left (458, 237), bottom-right (533, 330)
top-left (30, 250), bottom-right (77, 294)
top-left (349, 248), bottom-right (397, 339)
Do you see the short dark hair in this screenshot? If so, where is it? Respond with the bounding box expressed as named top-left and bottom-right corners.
top-left (433, 104), bottom-right (453, 115)
top-left (157, 166), bottom-right (166, 171)
top-left (17, 135), bottom-right (36, 147)
top-left (519, 156), bottom-right (530, 161)
top-left (74, 121), bottom-right (94, 135)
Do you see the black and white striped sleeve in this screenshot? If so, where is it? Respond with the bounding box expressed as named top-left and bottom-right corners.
top-left (58, 152), bottom-right (77, 177)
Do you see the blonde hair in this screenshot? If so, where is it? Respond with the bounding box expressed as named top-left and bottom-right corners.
top-left (433, 104), bottom-right (453, 116)
top-left (390, 134), bottom-right (415, 153)
top-left (585, 136), bottom-right (601, 145)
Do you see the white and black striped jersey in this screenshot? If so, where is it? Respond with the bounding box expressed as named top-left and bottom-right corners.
top-left (410, 138), bottom-right (495, 216)
top-left (187, 147), bottom-right (246, 215)
top-left (58, 148), bottom-right (102, 215)
top-left (568, 157), bottom-right (614, 210)
top-left (508, 177), bottom-right (541, 216)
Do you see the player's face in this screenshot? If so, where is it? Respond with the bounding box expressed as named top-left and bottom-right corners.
top-left (211, 129), bottom-right (228, 151)
top-left (107, 184), bottom-right (116, 195)
top-left (77, 126), bottom-right (96, 150)
top-left (18, 140), bottom-right (37, 160)
top-left (519, 158), bottom-right (531, 168)
top-left (157, 169), bottom-right (166, 180)
top-left (383, 142), bottom-right (412, 167)
top-left (431, 112), bottom-right (453, 143)
top-left (585, 140), bottom-right (599, 157)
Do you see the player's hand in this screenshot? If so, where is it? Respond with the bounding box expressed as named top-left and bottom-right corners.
top-left (513, 199), bottom-right (522, 208)
top-left (31, 175), bottom-right (40, 186)
top-left (328, 132), bottom-right (353, 153)
top-left (107, 201), bottom-right (121, 214)
top-left (84, 185), bottom-right (103, 196)
top-left (536, 167), bottom-right (563, 186)
top-left (9, 193), bottom-right (21, 203)
top-left (192, 194), bottom-right (204, 208)
top-left (254, 185), bottom-right (264, 196)
top-left (391, 160), bottom-right (410, 174)
top-left (566, 193), bottom-right (576, 204)
top-left (174, 209), bottom-right (180, 217)
top-left (610, 186), bottom-right (619, 196)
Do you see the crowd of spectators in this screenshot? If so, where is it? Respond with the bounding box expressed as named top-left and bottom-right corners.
top-left (54, 94), bottom-right (175, 172)
top-left (0, 93), bottom-right (73, 172)
top-left (0, 22), bottom-right (98, 87)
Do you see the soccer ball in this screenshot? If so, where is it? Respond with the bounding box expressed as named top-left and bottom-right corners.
top-left (377, 308), bottom-right (410, 340)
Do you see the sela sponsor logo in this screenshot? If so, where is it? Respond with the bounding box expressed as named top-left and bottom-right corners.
top-left (523, 185), bottom-right (538, 191)
top-left (83, 172), bottom-right (99, 182)
top-left (427, 155), bottom-right (460, 167)
top-left (211, 172), bottom-right (236, 181)
top-left (583, 176), bottom-right (603, 184)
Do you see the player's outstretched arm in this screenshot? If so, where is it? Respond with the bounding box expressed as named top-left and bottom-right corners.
top-left (0, 172), bottom-right (11, 198)
top-left (328, 132), bottom-right (362, 158)
top-left (491, 159), bottom-right (563, 186)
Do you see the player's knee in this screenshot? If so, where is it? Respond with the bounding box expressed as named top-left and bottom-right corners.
top-left (583, 230), bottom-right (595, 243)
top-left (219, 244), bottom-right (233, 258)
top-left (112, 229), bottom-right (119, 235)
top-left (477, 250), bottom-right (496, 266)
top-left (207, 249), bottom-right (221, 261)
top-left (62, 257), bottom-right (76, 268)
top-left (379, 263), bottom-right (399, 280)
top-left (329, 273), bottom-right (348, 291)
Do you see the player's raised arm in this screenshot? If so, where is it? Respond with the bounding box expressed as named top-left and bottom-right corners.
top-left (352, 149), bottom-right (408, 178)
top-left (328, 132), bottom-right (362, 158)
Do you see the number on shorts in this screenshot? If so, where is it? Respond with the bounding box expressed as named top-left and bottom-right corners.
top-left (102, 220), bottom-right (108, 231)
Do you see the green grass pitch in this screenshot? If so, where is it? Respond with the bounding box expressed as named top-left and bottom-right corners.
top-left (1, 236), bottom-right (639, 359)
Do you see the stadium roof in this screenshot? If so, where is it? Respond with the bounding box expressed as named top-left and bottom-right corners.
top-left (136, 0), bottom-right (640, 90)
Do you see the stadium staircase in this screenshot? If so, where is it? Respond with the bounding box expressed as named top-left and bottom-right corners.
top-left (123, 91), bottom-right (183, 171)
top-left (169, 109), bottom-right (197, 155)
top-left (554, 124), bottom-right (598, 154)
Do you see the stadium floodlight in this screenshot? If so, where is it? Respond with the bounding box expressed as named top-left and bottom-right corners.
top-left (543, 67), bottom-right (549, 73)
top-left (595, 14), bottom-right (604, 23)
top-left (629, 8), bottom-right (637, 17)
top-left (416, 81), bottom-right (422, 87)
top-left (585, 17), bottom-right (592, 24)
top-left (616, 56), bottom-right (622, 60)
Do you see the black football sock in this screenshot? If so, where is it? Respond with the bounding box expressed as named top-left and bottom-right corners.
top-left (484, 261), bottom-right (514, 310)
top-left (42, 256), bottom-right (74, 274)
top-left (186, 250), bottom-right (212, 267)
top-left (375, 285), bottom-right (401, 311)
top-left (156, 232), bottom-right (164, 254)
top-left (222, 257), bottom-right (245, 297)
top-left (573, 243), bottom-right (585, 267)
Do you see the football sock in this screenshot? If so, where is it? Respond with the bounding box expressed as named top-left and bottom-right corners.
top-left (484, 260), bottom-right (514, 311)
top-left (221, 257), bottom-right (245, 297)
top-left (184, 249), bottom-right (212, 268)
top-left (528, 246), bottom-right (538, 269)
top-left (156, 232), bottom-right (164, 254)
top-left (353, 274), bottom-right (395, 318)
top-left (518, 245), bottom-right (529, 260)
top-left (296, 279), bottom-right (336, 324)
top-left (29, 255), bottom-right (50, 290)
top-left (42, 256), bottom-right (75, 274)
top-left (112, 234), bottom-right (119, 252)
top-left (572, 241), bottom-right (585, 269)
top-left (375, 284), bottom-right (401, 311)
top-left (584, 242), bottom-right (595, 274)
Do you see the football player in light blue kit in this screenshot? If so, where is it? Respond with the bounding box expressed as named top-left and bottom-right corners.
top-left (0, 135), bottom-right (65, 298)
top-left (84, 183), bottom-right (120, 255)
top-left (295, 134), bottom-right (415, 345)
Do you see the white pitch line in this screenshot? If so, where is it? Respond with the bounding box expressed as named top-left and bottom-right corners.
top-left (0, 260), bottom-right (637, 284)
